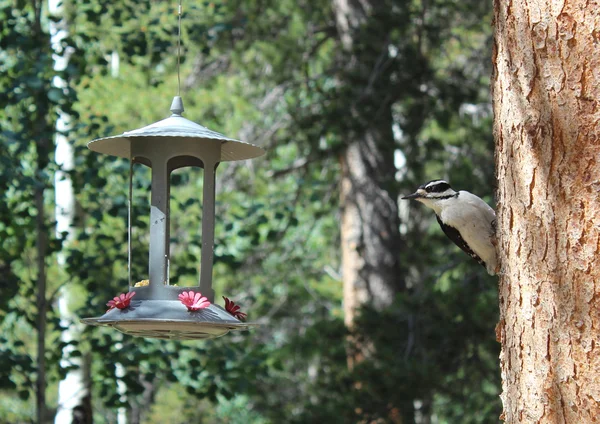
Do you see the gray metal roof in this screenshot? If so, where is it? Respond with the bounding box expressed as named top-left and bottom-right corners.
top-left (87, 96), bottom-right (265, 162)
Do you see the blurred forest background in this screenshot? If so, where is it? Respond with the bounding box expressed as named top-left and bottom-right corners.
top-left (0, 0), bottom-right (500, 423)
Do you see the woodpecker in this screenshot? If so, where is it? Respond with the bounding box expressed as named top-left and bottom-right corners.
top-left (402, 179), bottom-right (498, 275)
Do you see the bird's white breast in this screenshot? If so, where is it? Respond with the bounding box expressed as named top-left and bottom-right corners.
top-left (438, 191), bottom-right (497, 274)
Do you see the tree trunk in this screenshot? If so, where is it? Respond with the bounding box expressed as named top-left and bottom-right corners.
top-left (50, 0), bottom-right (94, 421)
top-left (32, 2), bottom-right (50, 421)
top-left (340, 126), bottom-right (403, 327)
top-left (493, 0), bottom-right (600, 421)
top-left (335, 3), bottom-right (404, 421)
top-left (334, 0), bottom-right (403, 335)
top-left (334, 5), bottom-right (405, 423)
top-left (129, 373), bottom-right (156, 424)
top-left (35, 184), bottom-right (48, 424)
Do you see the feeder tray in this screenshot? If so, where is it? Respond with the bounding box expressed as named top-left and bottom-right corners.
top-left (82, 302), bottom-right (256, 340)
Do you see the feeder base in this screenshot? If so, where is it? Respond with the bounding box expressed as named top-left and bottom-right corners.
top-left (82, 300), bottom-right (255, 340)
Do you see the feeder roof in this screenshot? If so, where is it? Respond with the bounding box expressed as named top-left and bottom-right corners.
top-left (87, 96), bottom-right (265, 162)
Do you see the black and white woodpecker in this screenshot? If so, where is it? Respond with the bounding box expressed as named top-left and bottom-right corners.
top-left (402, 180), bottom-right (498, 275)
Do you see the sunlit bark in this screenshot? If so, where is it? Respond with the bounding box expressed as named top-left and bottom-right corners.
top-left (493, 0), bottom-right (600, 421)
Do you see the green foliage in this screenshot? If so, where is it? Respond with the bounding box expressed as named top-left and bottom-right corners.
top-left (0, 0), bottom-right (500, 422)
top-left (0, 1), bottom-right (72, 416)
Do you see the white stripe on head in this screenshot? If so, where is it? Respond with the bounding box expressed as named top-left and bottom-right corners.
top-left (425, 179), bottom-right (448, 189)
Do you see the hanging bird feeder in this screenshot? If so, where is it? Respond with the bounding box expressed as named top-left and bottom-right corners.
top-left (81, 96), bottom-right (265, 340)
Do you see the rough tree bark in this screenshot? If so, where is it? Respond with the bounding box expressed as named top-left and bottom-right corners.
top-left (493, 0), bottom-right (600, 422)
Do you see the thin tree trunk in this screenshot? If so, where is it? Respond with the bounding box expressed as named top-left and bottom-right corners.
top-left (50, 0), bottom-right (93, 421)
top-left (129, 373), bottom-right (157, 424)
top-left (35, 185), bottom-right (48, 424)
top-left (32, 2), bottom-right (50, 421)
top-left (493, 0), bottom-right (600, 421)
top-left (31, 1), bottom-right (53, 420)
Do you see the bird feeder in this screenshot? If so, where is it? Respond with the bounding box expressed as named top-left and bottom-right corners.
top-left (81, 96), bottom-right (264, 340)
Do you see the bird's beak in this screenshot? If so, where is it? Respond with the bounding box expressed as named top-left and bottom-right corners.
top-left (402, 191), bottom-right (422, 200)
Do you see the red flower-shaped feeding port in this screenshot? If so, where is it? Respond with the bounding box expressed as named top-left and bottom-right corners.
top-left (179, 291), bottom-right (211, 312)
top-left (223, 296), bottom-right (247, 321)
top-left (107, 292), bottom-right (136, 312)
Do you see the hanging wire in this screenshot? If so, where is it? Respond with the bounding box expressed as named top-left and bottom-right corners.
top-left (128, 159), bottom-right (133, 287)
top-left (177, 0), bottom-right (182, 96)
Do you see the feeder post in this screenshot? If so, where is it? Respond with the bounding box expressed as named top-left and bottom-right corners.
top-left (199, 151), bottom-right (219, 302)
top-left (149, 152), bottom-right (169, 292)
top-left (130, 139), bottom-right (172, 298)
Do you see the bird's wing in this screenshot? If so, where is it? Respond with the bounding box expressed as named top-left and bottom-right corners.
top-left (459, 191), bottom-right (496, 227)
top-left (435, 215), bottom-right (487, 269)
